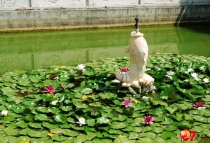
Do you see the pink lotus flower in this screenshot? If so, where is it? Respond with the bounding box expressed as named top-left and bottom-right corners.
top-left (45, 85), bottom-right (55, 93)
top-left (193, 101), bottom-right (205, 109)
top-left (123, 99), bottom-right (131, 108)
top-left (143, 115), bottom-right (154, 125)
top-left (121, 68), bottom-right (128, 72)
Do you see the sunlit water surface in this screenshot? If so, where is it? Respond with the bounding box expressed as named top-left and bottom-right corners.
top-left (0, 26), bottom-right (210, 75)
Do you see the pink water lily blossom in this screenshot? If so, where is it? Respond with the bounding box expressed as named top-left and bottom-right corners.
top-left (45, 85), bottom-right (55, 93)
top-left (143, 115), bottom-right (154, 125)
top-left (123, 99), bottom-right (131, 108)
top-left (193, 101), bottom-right (205, 109)
top-left (121, 68), bottom-right (128, 73)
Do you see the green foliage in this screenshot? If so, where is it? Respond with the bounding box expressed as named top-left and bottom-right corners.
top-left (0, 54), bottom-right (209, 142)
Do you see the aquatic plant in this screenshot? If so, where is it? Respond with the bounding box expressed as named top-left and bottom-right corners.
top-left (0, 54), bottom-right (209, 142)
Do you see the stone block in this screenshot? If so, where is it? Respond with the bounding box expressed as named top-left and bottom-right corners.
top-left (31, 0), bottom-right (86, 8)
top-left (0, 0), bottom-right (30, 7)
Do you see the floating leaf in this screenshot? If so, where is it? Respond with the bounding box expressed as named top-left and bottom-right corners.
top-left (87, 119), bottom-right (95, 127)
top-left (28, 130), bottom-right (48, 138)
top-left (98, 93), bottom-right (117, 99)
top-left (34, 114), bottom-right (48, 121)
top-left (150, 107), bottom-right (166, 116)
top-left (89, 102), bottom-right (101, 107)
top-left (29, 123), bottom-right (42, 129)
top-left (73, 102), bottom-right (88, 109)
top-left (129, 132), bottom-right (139, 139)
top-left (62, 130), bottom-right (79, 137)
top-left (54, 114), bottom-right (67, 123)
top-left (160, 85), bottom-right (175, 100)
top-left (16, 121), bottom-right (28, 128)
top-left (139, 132), bottom-right (156, 139)
top-left (61, 106), bottom-right (72, 111)
top-left (97, 117), bottom-right (109, 124)
top-left (160, 131), bottom-right (176, 139)
top-left (194, 116), bottom-right (208, 123)
top-left (111, 122), bottom-right (127, 129)
top-left (42, 122), bottom-right (59, 129)
top-left (165, 104), bottom-right (179, 114)
top-left (4, 128), bottom-right (19, 136)
top-left (75, 133), bottom-right (87, 142)
top-left (162, 117), bottom-right (174, 125)
top-left (86, 132), bottom-right (96, 140)
top-left (81, 88), bottom-right (93, 94)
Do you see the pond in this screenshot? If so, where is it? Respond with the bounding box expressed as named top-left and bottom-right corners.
top-left (0, 25), bottom-right (210, 75)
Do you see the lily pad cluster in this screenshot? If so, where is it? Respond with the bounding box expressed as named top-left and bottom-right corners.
top-left (0, 54), bottom-right (209, 143)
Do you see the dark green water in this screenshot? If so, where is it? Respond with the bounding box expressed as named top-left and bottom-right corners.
top-left (0, 26), bottom-right (210, 75)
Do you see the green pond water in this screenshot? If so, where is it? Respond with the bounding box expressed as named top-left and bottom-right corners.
top-left (0, 25), bottom-right (209, 75)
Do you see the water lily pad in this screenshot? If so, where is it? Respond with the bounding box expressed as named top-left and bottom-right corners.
top-left (18, 78), bottom-right (31, 86)
top-left (28, 130), bottom-right (48, 138)
top-left (74, 133), bottom-right (87, 142)
top-left (170, 112), bottom-right (183, 121)
top-left (60, 123), bottom-right (71, 129)
top-left (1, 87), bottom-right (18, 96)
top-left (29, 123), bottom-right (42, 129)
top-left (203, 129), bottom-right (210, 137)
top-left (89, 102), bottom-right (101, 107)
top-left (36, 107), bottom-right (49, 113)
top-left (194, 116), bottom-right (208, 123)
top-left (34, 114), bottom-right (48, 121)
top-left (29, 75), bottom-right (42, 83)
top-left (62, 130), bottom-right (79, 137)
top-left (138, 137), bottom-right (153, 143)
top-left (123, 126), bottom-right (135, 132)
top-left (162, 117), bottom-right (174, 125)
top-left (112, 114), bottom-right (127, 121)
top-left (22, 115), bottom-right (34, 122)
top-left (193, 126), bottom-right (204, 133)
top-left (111, 122), bottom-right (128, 129)
top-left (86, 132), bottom-right (96, 140)
top-left (4, 128), bottom-right (19, 136)
top-left (83, 67), bottom-right (96, 76)
top-left (3, 116), bottom-right (15, 122)
top-left (160, 85), bottom-right (175, 100)
top-left (17, 136), bottom-right (31, 143)
top-left (73, 102), bottom-right (88, 109)
top-left (81, 88), bottom-right (93, 94)
top-left (179, 120), bottom-right (192, 128)
top-left (165, 104), bottom-right (179, 114)
top-left (61, 106), bottom-right (72, 111)
top-left (128, 132), bottom-right (139, 140)
top-left (150, 107), bottom-right (166, 116)
top-left (200, 109), bottom-right (210, 117)
top-left (94, 83), bottom-right (107, 91)
top-left (98, 93), bottom-right (117, 99)
top-left (160, 131), bottom-right (176, 139)
top-left (164, 125), bottom-right (177, 131)
top-left (96, 117), bottom-right (109, 124)
top-left (108, 129), bottom-right (123, 135)
top-left (54, 114), bottom-right (67, 123)
top-left (115, 135), bottom-right (136, 143)
top-left (87, 119), bottom-right (95, 127)
top-left (139, 132), bottom-right (156, 139)
top-left (16, 121), bottom-right (28, 128)
top-left (42, 122), bottom-right (59, 129)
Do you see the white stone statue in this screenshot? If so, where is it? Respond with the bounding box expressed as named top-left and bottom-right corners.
top-left (115, 17), bottom-right (156, 94)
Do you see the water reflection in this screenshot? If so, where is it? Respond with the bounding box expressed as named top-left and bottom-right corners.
top-left (0, 26), bottom-right (209, 75)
